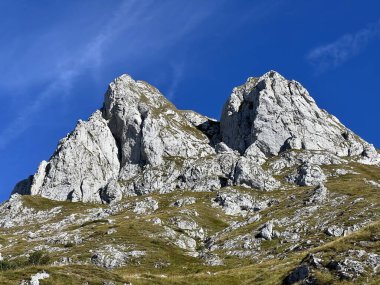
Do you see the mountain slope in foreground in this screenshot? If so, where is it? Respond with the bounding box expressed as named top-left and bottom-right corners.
top-left (1, 71), bottom-right (380, 285)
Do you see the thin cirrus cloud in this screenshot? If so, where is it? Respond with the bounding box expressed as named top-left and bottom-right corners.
top-left (166, 61), bottom-right (186, 100)
top-left (0, 1), bottom-right (224, 149)
top-left (0, 1), bottom-right (133, 148)
top-left (307, 19), bottom-right (380, 73)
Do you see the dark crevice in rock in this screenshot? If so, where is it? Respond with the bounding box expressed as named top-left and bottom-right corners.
top-left (138, 110), bottom-right (148, 166)
top-left (218, 177), bottom-right (228, 188)
top-left (194, 120), bottom-right (221, 147)
top-left (113, 136), bottom-right (123, 167)
top-left (66, 189), bottom-right (75, 201)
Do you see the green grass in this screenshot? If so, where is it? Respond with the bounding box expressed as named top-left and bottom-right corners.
top-left (1, 160), bottom-right (380, 284)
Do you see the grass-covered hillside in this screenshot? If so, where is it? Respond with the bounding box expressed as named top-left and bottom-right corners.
top-left (1, 155), bottom-right (380, 285)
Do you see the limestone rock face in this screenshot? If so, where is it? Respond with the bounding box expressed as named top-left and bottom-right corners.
top-left (103, 75), bottom-right (214, 178)
top-left (212, 189), bottom-right (270, 216)
top-left (233, 157), bottom-right (280, 190)
top-left (305, 184), bottom-right (328, 205)
top-left (133, 197), bottom-right (159, 215)
top-left (91, 245), bottom-right (145, 269)
top-left (12, 71), bottom-right (380, 203)
top-left (258, 221), bottom-right (274, 240)
top-left (13, 111), bottom-right (120, 203)
top-left (220, 71), bottom-right (375, 158)
top-left (286, 163), bottom-right (326, 186)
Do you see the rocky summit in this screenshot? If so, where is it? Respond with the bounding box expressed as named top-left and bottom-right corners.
top-left (1, 71), bottom-right (380, 284)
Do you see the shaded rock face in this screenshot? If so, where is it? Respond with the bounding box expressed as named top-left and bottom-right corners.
top-left (12, 71), bottom-right (380, 203)
top-left (283, 265), bottom-right (310, 285)
top-left (220, 71), bottom-right (375, 157)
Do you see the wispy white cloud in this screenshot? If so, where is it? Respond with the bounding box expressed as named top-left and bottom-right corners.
top-left (307, 19), bottom-right (380, 73)
top-left (166, 61), bottom-right (186, 100)
top-left (0, 1), bottom-right (140, 148)
top-left (0, 1), bottom-right (224, 149)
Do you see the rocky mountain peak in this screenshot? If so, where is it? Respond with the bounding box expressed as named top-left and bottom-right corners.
top-left (11, 71), bottom-right (379, 203)
top-left (220, 70), bottom-right (376, 159)
top-left (102, 73), bottom-right (214, 172)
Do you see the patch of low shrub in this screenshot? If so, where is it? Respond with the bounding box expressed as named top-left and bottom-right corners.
top-left (27, 250), bottom-right (51, 266)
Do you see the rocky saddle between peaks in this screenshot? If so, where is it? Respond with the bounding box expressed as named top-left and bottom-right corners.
top-left (12, 70), bottom-right (380, 203)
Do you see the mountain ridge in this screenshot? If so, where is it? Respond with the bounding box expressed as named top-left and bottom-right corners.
top-left (12, 70), bottom-right (380, 203)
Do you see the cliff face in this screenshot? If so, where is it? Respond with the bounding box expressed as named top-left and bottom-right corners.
top-left (220, 71), bottom-right (372, 157)
top-left (12, 71), bottom-right (380, 203)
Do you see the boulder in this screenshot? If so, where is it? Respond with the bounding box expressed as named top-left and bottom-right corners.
top-left (283, 265), bottom-right (310, 285)
top-left (171, 197), bottom-right (196, 207)
top-left (305, 184), bottom-right (328, 205)
top-left (133, 197), bottom-right (158, 215)
top-left (287, 163), bottom-right (326, 186)
top-left (325, 225), bottom-right (344, 237)
top-left (174, 234), bottom-right (197, 251)
top-left (258, 221), bottom-right (274, 240)
top-left (91, 245), bottom-right (145, 269)
top-left (233, 157), bottom-right (280, 190)
top-left (20, 272), bottom-right (50, 285)
top-left (212, 190), bottom-right (269, 216)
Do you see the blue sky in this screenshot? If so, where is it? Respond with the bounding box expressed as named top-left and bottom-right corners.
top-left (0, 0), bottom-right (380, 201)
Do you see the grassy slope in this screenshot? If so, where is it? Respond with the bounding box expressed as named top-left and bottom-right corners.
top-left (0, 162), bottom-right (379, 284)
